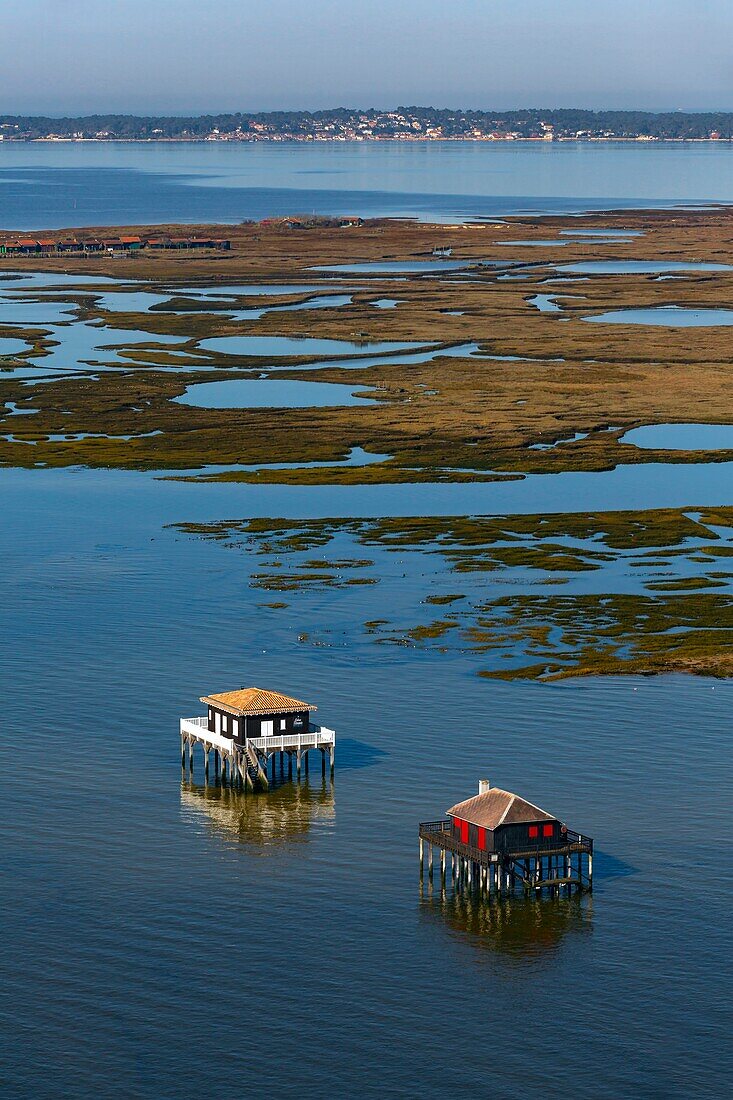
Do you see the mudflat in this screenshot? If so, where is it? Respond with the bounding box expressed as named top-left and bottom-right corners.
top-left (2, 208), bottom-right (733, 478)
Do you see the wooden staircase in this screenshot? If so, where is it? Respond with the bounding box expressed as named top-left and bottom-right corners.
top-left (243, 742), bottom-right (268, 791)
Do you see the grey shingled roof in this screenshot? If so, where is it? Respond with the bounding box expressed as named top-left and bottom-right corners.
top-left (447, 787), bottom-right (556, 829)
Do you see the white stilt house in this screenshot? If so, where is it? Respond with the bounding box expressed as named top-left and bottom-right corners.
top-left (180, 686), bottom-right (335, 790)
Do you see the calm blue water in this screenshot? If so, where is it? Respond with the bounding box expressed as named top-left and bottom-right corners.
top-left (587, 306), bottom-right (733, 326)
top-left (0, 336), bottom-right (30, 356)
top-left (174, 377), bottom-right (377, 409)
top-left (0, 466), bottom-right (731, 1099)
top-left (621, 423), bottom-right (733, 449)
top-left (1, 140), bottom-right (733, 229)
top-left (558, 261), bottom-right (732, 274)
top-left (528, 294), bottom-right (568, 313)
top-left (1, 145), bottom-right (733, 1099)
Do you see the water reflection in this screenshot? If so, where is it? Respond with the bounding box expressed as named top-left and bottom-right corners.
top-left (180, 778), bottom-right (335, 850)
top-left (419, 889), bottom-right (593, 959)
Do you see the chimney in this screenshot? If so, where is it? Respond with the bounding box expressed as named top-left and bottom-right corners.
top-left (478, 778), bottom-right (491, 795)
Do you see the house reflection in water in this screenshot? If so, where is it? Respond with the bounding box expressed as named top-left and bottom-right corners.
top-left (179, 778), bottom-right (335, 849)
top-left (419, 887), bottom-right (593, 958)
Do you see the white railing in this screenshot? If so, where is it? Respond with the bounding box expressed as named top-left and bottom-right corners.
top-left (180, 717), bottom-right (234, 755)
top-left (180, 716), bottom-right (335, 755)
top-left (249, 725), bottom-right (336, 752)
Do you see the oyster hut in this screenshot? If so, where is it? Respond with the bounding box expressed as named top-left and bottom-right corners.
top-left (180, 686), bottom-right (336, 791)
top-left (419, 779), bottom-right (593, 896)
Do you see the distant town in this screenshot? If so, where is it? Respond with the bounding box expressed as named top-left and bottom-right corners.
top-left (2, 108), bottom-right (733, 143)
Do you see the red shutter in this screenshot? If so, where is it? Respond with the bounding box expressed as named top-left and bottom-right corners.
top-left (477, 827), bottom-right (487, 850)
top-left (528, 825), bottom-right (539, 839)
top-left (543, 823), bottom-right (554, 838)
top-left (460, 820), bottom-right (469, 844)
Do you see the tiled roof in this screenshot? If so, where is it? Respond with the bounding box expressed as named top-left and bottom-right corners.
top-left (447, 787), bottom-right (556, 829)
top-left (200, 686), bottom-right (316, 716)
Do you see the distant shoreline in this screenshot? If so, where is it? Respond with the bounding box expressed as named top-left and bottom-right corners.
top-left (4, 107), bottom-right (733, 144)
top-left (3, 136), bottom-right (733, 145)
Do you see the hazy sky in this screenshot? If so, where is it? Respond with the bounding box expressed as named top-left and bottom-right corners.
top-left (2, 0), bottom-right (731, 114)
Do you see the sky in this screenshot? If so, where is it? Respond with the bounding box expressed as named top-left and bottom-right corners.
top-left (2, 0), bottom-right (731, 115)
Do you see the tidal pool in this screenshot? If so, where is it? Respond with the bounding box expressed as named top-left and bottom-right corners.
top-left (0, 271), bottom-right (122, 289)
top-left (0, 337), bottom-right (31, 356)
top-left (585, 305), bottom-right (733, 326)
top-left (36, 323), bottom-right (190, 372)
top-left (3, 401), bottom-right (39, 415)
top-left (620, 423), bottom-right (733, 450)
top-left (174, 377), bottom-right (378, 409)
top-left (530, 431), bottom-right (590, 450)
top-left (92, 290), bottom-right (174, 313)
top-left (557, 260), bottom-right (733, 275)
top-left (0, 299), bottom-right (78, 325)
top-left (528, 295), bottom-right (562, 313)
top-left (271, 293), bottom-right (353, 312)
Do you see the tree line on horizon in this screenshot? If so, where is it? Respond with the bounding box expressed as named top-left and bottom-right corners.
top-left (1, 108), bottom-right (732, 139)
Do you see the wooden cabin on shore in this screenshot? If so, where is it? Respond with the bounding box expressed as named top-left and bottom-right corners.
top-left (0, 234), bottom-right (231, 256)
top-left (419, 779), bottom-right (593, 897)
top-left (180, 686), bottom-right (335, 791)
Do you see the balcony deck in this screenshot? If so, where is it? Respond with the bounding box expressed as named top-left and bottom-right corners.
top-left (418, 817), bottom-right (594, 896)
top-left (180, 716), bottom-right (336, 755)
top-left (418, 818), bottom-right (593, 863)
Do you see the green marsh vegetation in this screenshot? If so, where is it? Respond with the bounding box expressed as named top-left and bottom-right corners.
top-left (171, 507), bottom-right (733, 680)
top-left (3, 209), bottom-right (733, 478)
